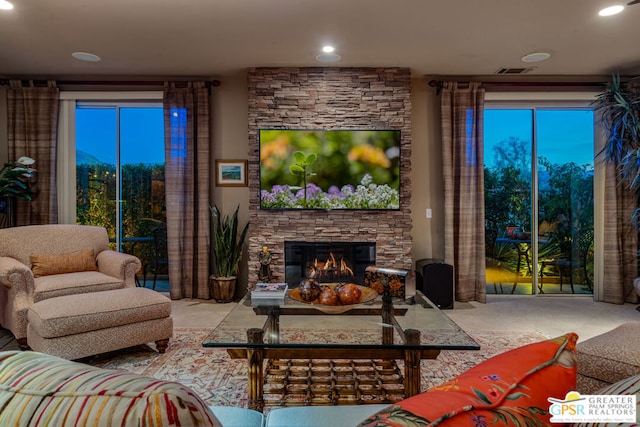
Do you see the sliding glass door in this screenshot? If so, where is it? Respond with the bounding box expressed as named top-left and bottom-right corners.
top-left (484, 106), bottom-right (594, 295)
top-left (75, 103), bottom-right (166, 280)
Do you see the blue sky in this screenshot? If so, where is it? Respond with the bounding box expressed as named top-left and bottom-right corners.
top-left (76, 107), bottom-right (164, 165)
top-left (484, 109), bottom-right (595, 169)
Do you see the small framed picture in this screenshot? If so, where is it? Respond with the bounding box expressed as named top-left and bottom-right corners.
top-left (215, 159), bottom-right (248, 187)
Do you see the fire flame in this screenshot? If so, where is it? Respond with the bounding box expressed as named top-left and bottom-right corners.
top-left (308, 252), bottom-right (354, 278)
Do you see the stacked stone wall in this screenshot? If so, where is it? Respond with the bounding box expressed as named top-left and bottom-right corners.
top-left (247, 67), bottom-right (412, 288)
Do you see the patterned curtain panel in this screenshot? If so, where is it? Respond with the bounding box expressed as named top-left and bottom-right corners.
top-left (441, 82), bottom-right (486, 303)
top-left (603, 158), bottom-right (639, 304)
top-left (7, 80), bottom-right (59, 225)
top-left (163, 82), bottom-right (211, 299)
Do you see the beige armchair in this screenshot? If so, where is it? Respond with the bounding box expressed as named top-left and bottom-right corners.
top-left (0, 224), bottom-right (141, 349)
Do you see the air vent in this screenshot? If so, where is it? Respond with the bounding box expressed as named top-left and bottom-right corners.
top-left (495, 67), bottom-right (533, 75)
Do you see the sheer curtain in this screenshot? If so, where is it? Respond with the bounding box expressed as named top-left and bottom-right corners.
top-left (163, 82), bottom-right (211, 299)
top-left (441, 82), bottom-right (487, 303)
top-left (7, 80), bottom-right (59, 225)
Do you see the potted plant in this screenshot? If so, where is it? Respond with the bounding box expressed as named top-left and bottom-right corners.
top-left (0, 156), bottom-right (36, 228)
top-left (209, 204), bottom-right (249, 302)
top-left (593, 74), bottom-right (640, 226)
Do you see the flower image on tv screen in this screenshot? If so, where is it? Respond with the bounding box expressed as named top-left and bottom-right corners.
top-left (259, 129), bottom-right (401, 210)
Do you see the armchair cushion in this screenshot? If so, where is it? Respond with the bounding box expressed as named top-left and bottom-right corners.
top-left (30, 247), bottom-right (98, 277)
top-left (33, 271), bottom-right (126, 303)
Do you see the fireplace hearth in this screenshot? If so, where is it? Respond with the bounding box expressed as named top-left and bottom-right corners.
top-left (284, 241), bottom-right (376, 288)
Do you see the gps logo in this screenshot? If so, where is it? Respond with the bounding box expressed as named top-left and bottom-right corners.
top-left (548, 392), bottom-right (636, 423)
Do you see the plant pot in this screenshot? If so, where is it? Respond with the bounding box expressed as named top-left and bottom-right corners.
top-left (209, 275), bottom-right (237, 303)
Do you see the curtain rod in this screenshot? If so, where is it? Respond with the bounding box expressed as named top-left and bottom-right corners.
top-left (428, 79), bottom-right (606, 91)
top-left (427, 79), bottom-right (608, 96)
top-left (0, 79), bottom-right (221, 87)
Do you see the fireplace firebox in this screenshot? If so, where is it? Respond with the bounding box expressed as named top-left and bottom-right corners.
top-left (284, 241), bottom-right (376, 288)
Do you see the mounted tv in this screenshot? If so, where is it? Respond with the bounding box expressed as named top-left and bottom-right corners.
top-left (259, 129), bottom-right (401, 210)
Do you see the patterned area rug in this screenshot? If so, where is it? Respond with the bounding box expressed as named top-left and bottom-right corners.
top-left (79, 328), bottom-right (548, 408)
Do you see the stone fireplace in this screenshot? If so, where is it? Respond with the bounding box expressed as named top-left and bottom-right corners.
top-left (284, 241), bottom-right (376, 287)
top-left (246, 67), bottom-right (412, 290)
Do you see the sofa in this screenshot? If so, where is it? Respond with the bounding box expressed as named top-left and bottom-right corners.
top-left (1, 331), bottom-right (638, 426)
top-left (0, 332), bottom-right (608, 427)
top-left (0, 224), bottom-right (142, 349)
top-left (576, 322), bottom-right (640, 393)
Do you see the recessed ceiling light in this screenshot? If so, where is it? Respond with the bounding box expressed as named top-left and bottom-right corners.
top-left (315, 53), bottom-right (341, 63)
top-left (322, 45), bottom-right (335, 53)
top-left (72, 52), bottom-right (101, 62)
top-left (599, 5), bottom-right (624, 16)
top-left (0, 1), bottom-right (14, 10)
top-left (521, 52), bottom-right (551, 63)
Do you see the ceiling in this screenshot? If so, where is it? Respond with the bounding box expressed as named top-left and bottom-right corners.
top-left (1, 0), bottom-right (639, 79)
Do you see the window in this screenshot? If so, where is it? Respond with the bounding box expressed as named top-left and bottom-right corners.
top-left (57, 92), bottom-right (166, 284)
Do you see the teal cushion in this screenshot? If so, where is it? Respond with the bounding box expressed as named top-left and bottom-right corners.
top-left (266, 405), bottom-right (390, 427)
top-left (209, 406), bottom-right (264, 427)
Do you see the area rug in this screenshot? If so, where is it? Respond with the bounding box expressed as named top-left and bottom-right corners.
top-left (80, 328), bottom-right (548, 408)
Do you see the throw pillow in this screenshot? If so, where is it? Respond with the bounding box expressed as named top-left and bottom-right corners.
top-left (31, 247), bottom-right (98, 277)
top-left (359, 333), bottom-right (578, 426)
top-left (0, 350), bottom-right (221, 426)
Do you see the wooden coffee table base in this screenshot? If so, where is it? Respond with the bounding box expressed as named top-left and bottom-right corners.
top-left (228, 328), bottom-right (441, 412)
top-left (263, 358), bottom-right (404, 407)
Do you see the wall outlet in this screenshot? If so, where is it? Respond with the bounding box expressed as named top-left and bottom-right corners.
top-left (426, 208), bottom-right (432, 219)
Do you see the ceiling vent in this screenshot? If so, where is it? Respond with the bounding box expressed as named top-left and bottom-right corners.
top-left (495, 67), bottom-right (533, 75)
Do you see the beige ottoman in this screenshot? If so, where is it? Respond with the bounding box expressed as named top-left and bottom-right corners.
top-left (576, 322), bottom-right (640, 393)
top-left (27, 287), bottom-right (173, 360)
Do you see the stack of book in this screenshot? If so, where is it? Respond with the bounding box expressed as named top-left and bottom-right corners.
top-left (251, 282), bottom-right (288, 305)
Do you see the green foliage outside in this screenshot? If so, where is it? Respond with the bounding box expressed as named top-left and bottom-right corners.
top-left (485, 137), bottom-right (594, 281)
top-left (76, 162), bottom-right (166, 268)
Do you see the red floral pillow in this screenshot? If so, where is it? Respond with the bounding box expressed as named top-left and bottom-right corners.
top-left (359, 333), bottom-right (578, 426)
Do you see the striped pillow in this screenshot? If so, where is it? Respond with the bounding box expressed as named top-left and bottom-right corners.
top-left (0, 351), bottom-right (221, 427)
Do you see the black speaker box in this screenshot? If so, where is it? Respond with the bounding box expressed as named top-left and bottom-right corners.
top-left (415, 258), bottom-right (454, 309)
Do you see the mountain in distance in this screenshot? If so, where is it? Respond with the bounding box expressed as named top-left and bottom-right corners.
top-left (76, 150), bottom-right (109, 165)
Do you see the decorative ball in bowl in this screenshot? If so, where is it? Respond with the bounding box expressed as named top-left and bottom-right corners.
top-left (297, 279), bottom-right (321, 302)
top-left (318, 287), bottom-right (340, 305)
top-left (337, 283), bottom-right (362, 305)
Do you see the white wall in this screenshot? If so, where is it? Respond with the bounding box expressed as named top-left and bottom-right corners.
top-left (210, 72), bottom-right (251, 295)
top-left (210, 72), bottom-right (250, 226)
top-left (409, 79), bottom-right (445, 263)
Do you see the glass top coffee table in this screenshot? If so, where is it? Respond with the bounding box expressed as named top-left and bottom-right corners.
top-left (203, 289), bottom-right (479, 411)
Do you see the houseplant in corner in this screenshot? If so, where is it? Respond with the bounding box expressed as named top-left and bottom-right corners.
top-left (209, 204), bottom-right (249, 302)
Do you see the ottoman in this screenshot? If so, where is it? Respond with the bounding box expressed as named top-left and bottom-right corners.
top-left (27, 287), bottom-right (173, 360)
top-left (576, 322), bottom-right (640, 393)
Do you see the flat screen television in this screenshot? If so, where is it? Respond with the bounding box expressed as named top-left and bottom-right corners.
top-left (259, 129), bottom-right (401, 210)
